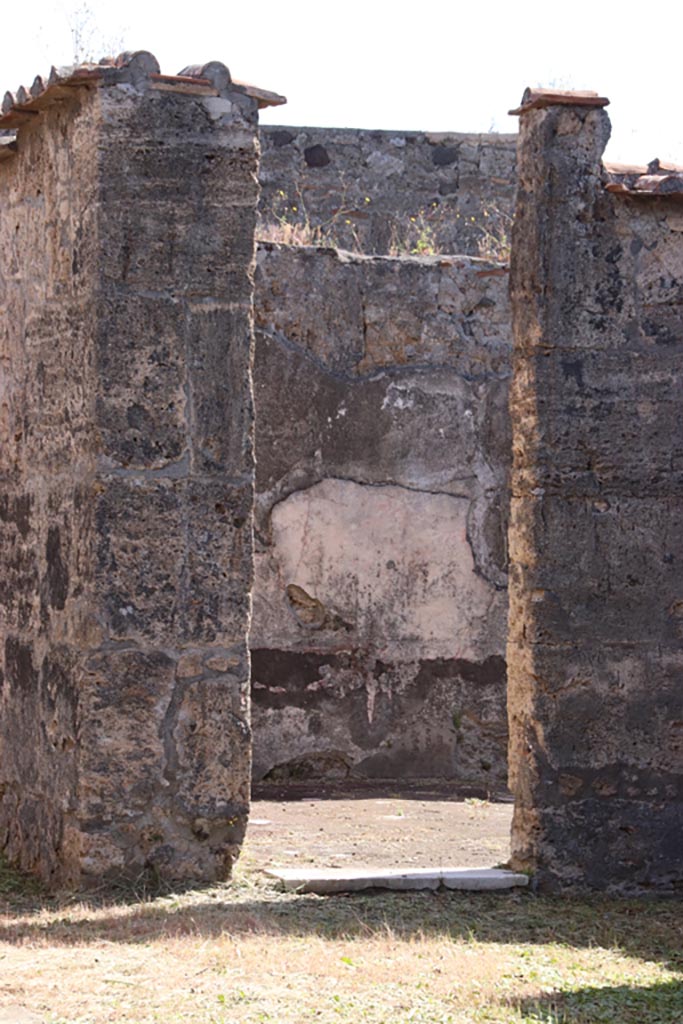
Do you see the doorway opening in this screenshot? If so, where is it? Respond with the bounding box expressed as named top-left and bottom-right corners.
top-left (245, 215), bottom-right (513, 875)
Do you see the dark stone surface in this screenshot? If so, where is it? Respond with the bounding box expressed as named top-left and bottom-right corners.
top-left (252, 649), bottom-right (508, 786)
top-left (303, 144), bottom-right (330, 168)
top-left (271, 130), bottom-right (295, 147)
top-left (431, 145), bottom-right (458, 167)
top-left (507, 98), bottom-right (683, 894)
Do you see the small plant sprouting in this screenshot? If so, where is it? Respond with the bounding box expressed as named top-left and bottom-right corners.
top-left (388, 202), bottom-right (445, 257)
top-left (476, 201), bottom-right (513, 263)
top-left (258, 188), bottom-right (513, 262)
top-left (256, 183), bottom-right (364, 251)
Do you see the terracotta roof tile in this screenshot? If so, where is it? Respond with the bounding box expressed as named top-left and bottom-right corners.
top-left (509, 87), bottom-right (609, 116)
top-left (606, 174), bottom-right (683, 200)
top-left (604, 161), bottom-right (648, 177)
top-left (0, 51), bottom-right (285, 135)
top-left (508, 88), bottom-right (682, 201)
top-left (605, 157), bottom-right (683, 200)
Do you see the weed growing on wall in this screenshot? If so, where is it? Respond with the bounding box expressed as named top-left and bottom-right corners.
top-left (476, 202), bottom-right (513, 262)
top-left (258, 188), bottom-right (513, 261)
top-left (256, 184), bottom-right (363, 250)
top-left (66, 3), bottom-right (127, 63)
top-left (387, 200), bottom-right (513, 260)
top-left (388, 205), bottom-right (443, 256)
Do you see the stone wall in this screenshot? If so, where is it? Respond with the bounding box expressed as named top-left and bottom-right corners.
top-left (251, 243), bottom-right (512, 788)
top-left (5, 57), bottom-right (677, 894)
top-left (258, 126), bottom-right (516, 256)
top-left (507, 91), bottom-right (683, 892)
top-left (0, 78), bottom-right (100, 889)
top-left (0, 55), bottom-right (264, 886)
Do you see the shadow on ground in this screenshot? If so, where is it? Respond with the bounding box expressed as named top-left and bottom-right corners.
top-left (0, 864), bottom-right (681, 976)
top-left (250, 781), bottom-right (513, 802)
top-left (520, 978), bottom-right (683, 1023)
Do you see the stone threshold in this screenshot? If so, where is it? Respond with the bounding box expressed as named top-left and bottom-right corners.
top-left (265, 867), bottom-right (529, 894)
top-left (0, 1006), bottom-right (44, 1023)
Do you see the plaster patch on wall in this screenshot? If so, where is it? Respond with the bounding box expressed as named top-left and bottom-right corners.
top-left (252, 478), bottom-right (500, 663)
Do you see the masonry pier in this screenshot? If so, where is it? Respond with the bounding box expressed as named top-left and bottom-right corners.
top-left (0, 53), bottom-right (283, 885)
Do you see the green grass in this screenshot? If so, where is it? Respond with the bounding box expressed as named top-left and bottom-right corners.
top-left (0, 853), bottom-right (45, 900)
top-left (521, 979), bottom-right (683, 1023)
top-left (0, 862), bottom-right (681, 1023)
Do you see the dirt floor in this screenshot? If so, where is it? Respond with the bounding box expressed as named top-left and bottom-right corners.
top-left (243, 784), bottom-right (513, 873)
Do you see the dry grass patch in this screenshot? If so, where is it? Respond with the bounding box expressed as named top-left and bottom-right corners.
top-left (0, 858), bottom-right (681, 1024)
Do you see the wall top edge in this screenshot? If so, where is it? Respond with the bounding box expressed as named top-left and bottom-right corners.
top-left (260, 124), bottom-right (518, 144)
top-left (255, 239), bottom-right (509, 271)
top-left (0, 51), bottom-right (285, 132)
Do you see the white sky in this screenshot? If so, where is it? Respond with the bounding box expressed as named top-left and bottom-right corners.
top-left (2, 0), bottom-right (681, 165)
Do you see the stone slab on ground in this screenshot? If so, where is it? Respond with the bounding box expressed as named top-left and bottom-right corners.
top-left (266, 866), bottom-right (529, 894)
top-left (0, 1007), bottom-right (45, 1024)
